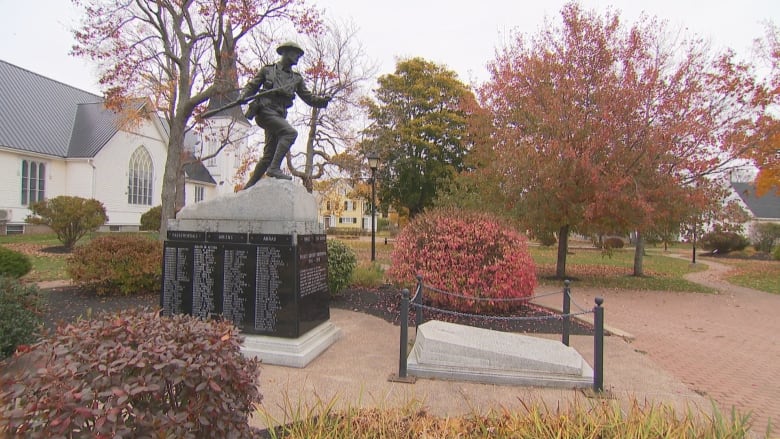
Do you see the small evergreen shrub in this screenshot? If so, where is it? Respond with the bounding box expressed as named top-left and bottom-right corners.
top-left (750, 222), bottom-right (780, 253)
top-left (699, 229), bottom-right (750, 254)
top-left (68, 234), bottom-right (162, 295)
top-left (536, 231), bottom-right (557, 247)
top-left (25, 195), bottom-right (108, 250)
top-left (0, 246), bottom-right (32, 278)
top-left (0, 309), bottom-right (261, 438)
top-left (327, 239), bottom-right (357, 296)
top-left (0, 276), bottom-right (43, 359)
top-left (387, 209), bottom-right (537, 313)
top-left (603, 237), bottom-right (625, 249)
top-left (139, 205), bottom-right (162, 231)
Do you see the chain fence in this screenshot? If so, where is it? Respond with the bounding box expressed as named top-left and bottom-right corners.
top-left (392, 276), bottom-right (606, 393)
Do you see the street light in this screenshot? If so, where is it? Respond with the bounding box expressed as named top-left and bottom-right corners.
top-left (367, 152), bottom-right (380, 262)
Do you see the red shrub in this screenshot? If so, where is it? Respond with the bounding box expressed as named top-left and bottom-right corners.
top-left (68, 234), bottom-right (162, 295)
top-left (0, 309), bottom-right (261, 438)
top-left (387, 209), bottom-right (537, 312)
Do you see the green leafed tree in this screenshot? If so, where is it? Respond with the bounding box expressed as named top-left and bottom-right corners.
top-left (26, 196), bottom-right (108, 250)
top-left (361, 58), bottom-right (478, 217)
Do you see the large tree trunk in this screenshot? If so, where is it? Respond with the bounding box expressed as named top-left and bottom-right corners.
top-left (555, 224), bottom-right (570, 279)
top-left (159, 119), bottom-right (186, 240)
top-left (633, 230), bottom-right (645, 276)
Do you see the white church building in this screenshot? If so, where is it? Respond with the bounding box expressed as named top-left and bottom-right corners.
top-left (0, 59), bottom-right (250, 234)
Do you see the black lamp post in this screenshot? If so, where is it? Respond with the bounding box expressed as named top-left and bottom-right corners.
top-left (367, 152), bottom-right (380, 262)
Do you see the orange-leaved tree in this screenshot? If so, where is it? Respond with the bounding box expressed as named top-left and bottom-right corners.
top-left (753, 23), bottom-right (780, 196)
top-left (478, 2), bottom-right (770, 278)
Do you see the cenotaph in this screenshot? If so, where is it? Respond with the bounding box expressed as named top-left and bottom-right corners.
top-left (160, 178), bottom-right (340, 367)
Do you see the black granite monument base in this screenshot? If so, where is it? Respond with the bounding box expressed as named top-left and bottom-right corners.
top-left (161, 231), bottom-right (329, 338)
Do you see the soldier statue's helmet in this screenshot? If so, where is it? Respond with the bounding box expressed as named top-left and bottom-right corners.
top-left (276, 41), bottom-right (304, 56)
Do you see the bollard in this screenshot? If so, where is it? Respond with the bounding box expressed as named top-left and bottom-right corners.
top-left (399, 288), bottom-right (410, 379)
top-left (593, 296), bottom-right (605, 393)
top-left (562, 279), bottom-right (571, 346)
top-left (415, 274), bottom-right (424, 326)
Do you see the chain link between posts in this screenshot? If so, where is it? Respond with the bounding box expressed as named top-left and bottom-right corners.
top-left (411, 302), bottom-right (593, 322)
top-left (423, 284), bottom-right (564, 303)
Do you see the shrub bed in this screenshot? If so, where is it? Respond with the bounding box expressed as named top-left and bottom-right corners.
top-left (68, 234), bottom-right (162, 295)
top-left (0, 309), bottom-right (262, 438)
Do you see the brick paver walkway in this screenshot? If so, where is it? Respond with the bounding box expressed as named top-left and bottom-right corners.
top-left (538, 257), bottom-right (779, 434)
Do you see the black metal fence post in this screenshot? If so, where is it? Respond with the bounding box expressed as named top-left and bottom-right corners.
top-left (415, 274), bottom-right (424, 326)
top-left (593, 296), bottom-right (605, 393)
top-left (562, 279), bottom-right (571, 346)
top-left (399, 288), bottom-right (410, 379)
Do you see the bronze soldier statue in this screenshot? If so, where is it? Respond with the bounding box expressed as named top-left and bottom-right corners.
top-left (239, 41), bottom-right (331, 187)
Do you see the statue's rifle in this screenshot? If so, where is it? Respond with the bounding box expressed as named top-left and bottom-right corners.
top-left (199, 88), bottom-right (279, 119)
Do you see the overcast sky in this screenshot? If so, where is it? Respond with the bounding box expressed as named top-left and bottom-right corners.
top-left (0, 0), bottom-right (776, 95)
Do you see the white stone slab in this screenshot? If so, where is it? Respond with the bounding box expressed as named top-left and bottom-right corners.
top-left (242, 321), bottom-right (342, 368)
top-left (407, 320), bottom-right (593, 388)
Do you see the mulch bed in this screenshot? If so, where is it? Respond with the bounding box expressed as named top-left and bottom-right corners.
top-left (38, 284), bottom-right (592, 336)
top-left (40, 286), bottom-right (158, 331)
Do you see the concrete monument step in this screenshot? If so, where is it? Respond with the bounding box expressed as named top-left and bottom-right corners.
top-left (242, 321), bottom-right (342, 368)
top-left (407, 320), bottom-right (593, 388)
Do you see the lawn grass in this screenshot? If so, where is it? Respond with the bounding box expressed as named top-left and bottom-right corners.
top-left (714, 258), bottom-right (780, 295)
top-left (334, 238), bottom-right (768, 294)
top-left (530, 246), bottom-right (714, 293)
top-left (19, 253), bottom-right (70, 282)
top-left (335, 237), bottom-right (394, 267)
top-left (0, 233), bottom-right (61, 246)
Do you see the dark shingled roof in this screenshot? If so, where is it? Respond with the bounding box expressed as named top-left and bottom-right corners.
top-left (68, 99), bottom-right (146, 157)
top-left (0, 59), bottom-right (103, 157)
top-left (1, 59), bottom-right (224, 185)
top-left (184, 160), bottom-right (217, 185)
top-left (731, 182), bottom-right (780, 220)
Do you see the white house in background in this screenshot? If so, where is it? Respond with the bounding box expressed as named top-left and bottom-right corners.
top-left (729, 181), bottom-right (780, 236)
top-left (0, 59), bottom-right (249, 234)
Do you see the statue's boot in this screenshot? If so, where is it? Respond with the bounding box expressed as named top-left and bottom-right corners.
top-left (242, 157), bottom-right (271, 189)
top-left (266, 144), bottom-right (292, 180)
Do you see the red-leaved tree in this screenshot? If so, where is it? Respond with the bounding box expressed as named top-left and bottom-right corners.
top-left (478, 2), bottom-right (771, 277)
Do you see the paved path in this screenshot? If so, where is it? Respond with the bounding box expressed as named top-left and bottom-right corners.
top-left (254, 308), bottom-right (707, 432)
top-left (535, 256), bottom-right (779, 434)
